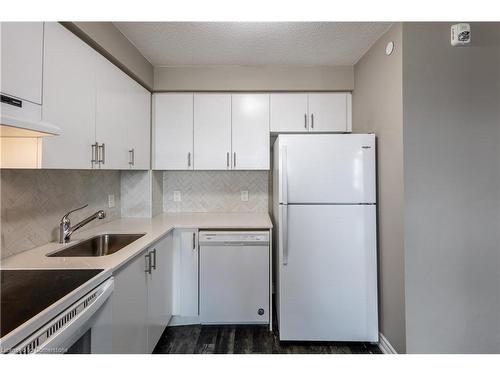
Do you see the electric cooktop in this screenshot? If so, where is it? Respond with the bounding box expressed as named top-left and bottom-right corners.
top-left (0, 269), bottom-right (104, 338)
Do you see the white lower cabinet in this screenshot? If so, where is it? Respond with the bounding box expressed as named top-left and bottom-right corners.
top-left (112, 248), bottom-right (149, 353)
top-left (171, 229), bottom-right (199, 322)
top-left (147, 232), bottom-right (174, 352)
top-left (112, 233), bottom-right (173, 353)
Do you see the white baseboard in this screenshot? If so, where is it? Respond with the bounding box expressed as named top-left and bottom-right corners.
top-left (378, 333), bottom-right (397, 354)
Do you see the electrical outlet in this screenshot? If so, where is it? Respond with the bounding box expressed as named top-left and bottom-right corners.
top-left (108, 194), bottom-right (115, 208)
top-left (241, 190), bottom-right (249, 202)
top-left (173, 190), bottom-right (182, 202)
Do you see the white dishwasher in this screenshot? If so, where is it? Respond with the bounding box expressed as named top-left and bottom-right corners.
top-left (199, 231), bottom-right (270, 324)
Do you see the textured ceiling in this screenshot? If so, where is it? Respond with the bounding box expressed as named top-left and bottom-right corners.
top-left (113, 22), bottom-right (392, 66)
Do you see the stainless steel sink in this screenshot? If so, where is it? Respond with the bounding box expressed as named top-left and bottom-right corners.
top-left (47, 233), bottom-right (145, 257)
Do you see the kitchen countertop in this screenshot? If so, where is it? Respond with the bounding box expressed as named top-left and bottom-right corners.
top-left (0, 212), bottom-right (272, 350)
top-left (1, 212), bottom-right (273, 272)
top-left (0, 213), bottom-right (272, 351)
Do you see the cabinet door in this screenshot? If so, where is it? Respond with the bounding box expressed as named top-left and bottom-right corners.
top-left (42, 22), bottom-right (97, 169)
top-left (112, 251), bottom-right (149, 353)
top-left (127, 79), bottom-right (151, 170)
top-left (147, 232), bottom-right (174, 352)
top-left (1, 22), bottom-right (43, 104)
top-left (153, 93), bottom-right (193, 170)
top-left (194, 93), bottom-right (231, 170)
top-left (95, 55), bottom-right (129, 169)
top-left (308, 93), bottom-right (351, 132)
top-left (172, 229), bottom-right (199, 317)
top-left (231, 94), bottom-right (270, 170)
top-left (270, 93), bottom-right (308, 132)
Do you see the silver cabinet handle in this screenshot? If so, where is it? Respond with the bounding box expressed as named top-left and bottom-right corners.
top-left (311, 113), bottom-right (314, 129)
top-left (188, 152), bottom-right (191, 167)
top-left (233, 152), bottom-right (236, 168)
top-left (129, 148), bottom-right (135, 166)
top-left (145, 252), bottom-right (152, 274)
top-left (304, 113), bottom-right (307, 129)
top-left (192, 232), bottom-right (196, 250)
top-left (226, 152), bottom-right (230, 168)
top-left (91, 142), bottom-right (98, 166)
top-left (98, 143), bottom-right (105, 165)
top-left (97, 144), bottom-right (102, 165)
top-left (151, 248), bottom-right (157, 270)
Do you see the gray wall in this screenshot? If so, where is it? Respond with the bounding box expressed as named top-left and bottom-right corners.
top-left (403, 23), bottom-right (500, 353)
top-left (154, 65), bottom-right (354, 91)
top-left (353, 23), bottom-right (406, 353)
top-left (64, 22), bottom-right (154, 90)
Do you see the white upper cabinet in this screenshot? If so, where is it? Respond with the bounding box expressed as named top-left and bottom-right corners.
top-left (42, 22), bottom-right (151, 170)
top-left (95, 55), bottom-right (129, 170)
top-left (42, 22), bottom-right (97, 169)
top-left (1, 22), bottom-right (43, 104)
top-left (308, 93), bottom-right (352, 132)
top-left (126, 79), bottom-right (151, 170)
top-left (270, 92), bottom-right (352, 133)
top-left (152, 91), bottom-right (350, 171)
top-left (194, 93), bottom-right (232, 170)
top-left (95, 53), bottom-right (150, 170)
top-left (270, 93), bottom-right (309, 132)
top-left (231, 94), bottom-right (270, 170)
top-left (153, 93), bottom-right (193, 170)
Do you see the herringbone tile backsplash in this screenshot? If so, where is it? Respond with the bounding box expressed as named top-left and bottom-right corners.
top-left (163, 171), bottom-right (269, 213)
top-left (1, 169), bottom-right (269, 259)
top-left (1, 169), bottom-right (121, 259)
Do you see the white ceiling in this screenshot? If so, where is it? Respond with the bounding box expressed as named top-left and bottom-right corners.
top-left (113, 22), bottom-right (391, 66)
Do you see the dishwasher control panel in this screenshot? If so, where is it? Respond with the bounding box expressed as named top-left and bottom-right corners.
top-left (199, 231), bottom-right (269, 245)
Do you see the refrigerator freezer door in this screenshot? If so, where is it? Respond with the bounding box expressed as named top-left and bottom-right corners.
top-left (278, 204), bottom-right (378, 341)
top-left (276, 134), bottom-right (376, 204)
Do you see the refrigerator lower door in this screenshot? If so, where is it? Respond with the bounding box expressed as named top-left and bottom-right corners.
top-left (278, 204), bottom-right (378, 341)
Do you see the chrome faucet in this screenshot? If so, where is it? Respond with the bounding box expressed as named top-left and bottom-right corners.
top-left (59, 204), bottom-right (106, 244)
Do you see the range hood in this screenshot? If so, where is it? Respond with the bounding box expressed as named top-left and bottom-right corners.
top-left (1, 95), bottom-right (60, 168)
top-left (1, 94), bottom-right (60, 136)
top-left (0, 114), bottom-right (60, 136)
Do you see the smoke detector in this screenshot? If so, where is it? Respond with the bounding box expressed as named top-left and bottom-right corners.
top-left (451, 23), bottom-right (471, 46)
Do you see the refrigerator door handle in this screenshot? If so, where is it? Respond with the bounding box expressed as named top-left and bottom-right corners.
top-left (282, 205), bottom-right (288, 265)
top-left (281, 145), bottom-right (288, 205)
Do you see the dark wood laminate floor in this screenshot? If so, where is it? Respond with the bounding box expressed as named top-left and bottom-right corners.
top-left (153, 324), bottom-right (381, 354)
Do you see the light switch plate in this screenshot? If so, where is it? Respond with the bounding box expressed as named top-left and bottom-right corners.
top-left (241, 190), bottom-right (249, 202)
top-left (108, 194), bottom-right (115, 208)
top-left (173, 190), bottom-right (182, 202)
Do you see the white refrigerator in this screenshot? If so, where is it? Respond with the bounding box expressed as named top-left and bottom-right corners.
top-left (272, 134), bottom-right (378, 342)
